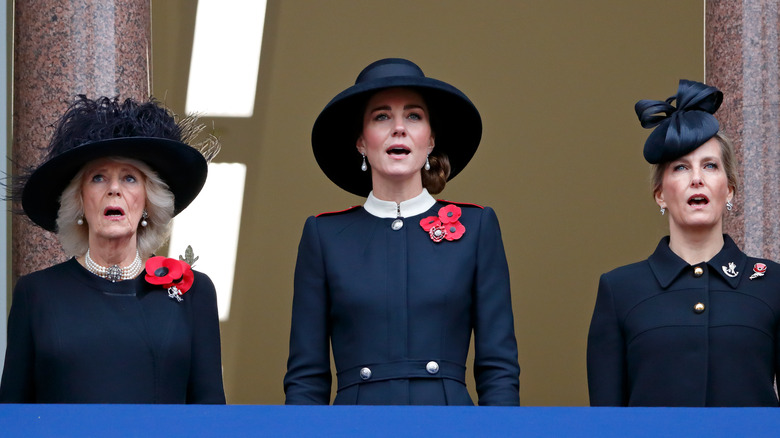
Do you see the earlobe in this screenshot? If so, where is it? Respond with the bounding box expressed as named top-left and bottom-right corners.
top-left (654, 190), bottom-right (665, 209)
top-left (356, 137), bottom-right (366, 155)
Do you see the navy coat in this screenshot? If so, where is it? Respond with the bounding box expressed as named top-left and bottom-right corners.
top-left (284, 200), bottom-right (519, 405)
top-left (0, 258), bottom-right (225, 404)
top-left (587, 235), bottom-right (780, 407)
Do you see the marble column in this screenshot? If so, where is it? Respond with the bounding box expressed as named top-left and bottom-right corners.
top-left (13, 0), bottom-right (150, 279)
top-left (707, 0), bottom-right (780, 261)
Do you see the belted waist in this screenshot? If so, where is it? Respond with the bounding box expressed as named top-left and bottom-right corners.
top-left (336, 359), bottom-right (466, 391)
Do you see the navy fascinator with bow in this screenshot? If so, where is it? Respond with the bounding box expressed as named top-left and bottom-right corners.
top-left (635, 79), bottom-right (723, 164)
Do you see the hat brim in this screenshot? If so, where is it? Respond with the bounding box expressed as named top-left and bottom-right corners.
top-left (312, 76), bottom-right (482, 197)
top-left (22, 137), bottom-right (208, 232)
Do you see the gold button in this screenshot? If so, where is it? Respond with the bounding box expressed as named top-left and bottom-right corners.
top-left (693, 266), bottom-right (704, 277)
top-left (693, 302), bottom-right (705, 314)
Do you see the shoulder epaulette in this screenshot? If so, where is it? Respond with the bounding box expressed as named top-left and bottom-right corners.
top-left (315, 205), bottom-right (361, 217)
top-left (436, 199), bottom-right (484, 209)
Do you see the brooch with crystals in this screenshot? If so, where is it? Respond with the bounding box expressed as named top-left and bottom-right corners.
top-left (419, 204), bottom-right (466, 242)
top-left (750, 263), bottom-right (767, 280)
top-left (722, 262), bottom-right (739, 278)
top-left (144, 246), bottom-right (197, 301)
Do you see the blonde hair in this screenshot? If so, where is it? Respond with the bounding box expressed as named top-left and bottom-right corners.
top-left (56, 157), bottom-right (175, 257)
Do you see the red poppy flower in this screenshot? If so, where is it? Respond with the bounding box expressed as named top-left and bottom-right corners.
top-left (750, 262), bottom-right (768, 280)
top-left (420, 205), bottom-right (466, 242)
top-left (420, 216), bottom-right (441, 232)
top-left (144, 256), bottom-right (194, 297)
top-left (145, 256), bottom-right (183, 285)
top-left (177, 262), bottom-right (195, 292)
top-left (443, 221), bottom-right (466, 241)
top-left (438, 204), bottom-right (462, 224)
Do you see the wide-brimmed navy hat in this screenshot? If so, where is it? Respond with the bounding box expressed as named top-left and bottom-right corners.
top-left (19, 96), bottom-right (218, 232)
top-left (311, 58), bottom-right (482, 197)
top-left (635, 79), bottom-right (723, 164)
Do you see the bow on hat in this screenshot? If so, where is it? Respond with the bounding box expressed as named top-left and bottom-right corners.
top-left (635, 79), bottom-right (723, 164)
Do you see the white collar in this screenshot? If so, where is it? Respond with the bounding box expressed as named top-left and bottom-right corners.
top-left (364, 189), bottom-right (436, 218)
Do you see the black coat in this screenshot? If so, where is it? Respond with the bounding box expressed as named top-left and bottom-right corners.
top-left (587, 235), bottom-right (780, 406)
top-left (0, 258), bottom-right (225, 404)
top-left (284, 200), bottom-right (519, 405)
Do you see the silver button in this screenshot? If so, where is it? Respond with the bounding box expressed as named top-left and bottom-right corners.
top-left (426, 361), bottom-right (440, 375)
top-left (359, 367), bottom-right (372, 380)
top-left (391, 219), bottom-right (404, 230)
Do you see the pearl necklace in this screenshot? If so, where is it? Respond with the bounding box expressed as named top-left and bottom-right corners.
top-left (85, 249), bottom-right (143, 282)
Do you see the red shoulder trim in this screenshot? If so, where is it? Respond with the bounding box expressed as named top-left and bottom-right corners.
top-left (436, 199), bottom-right (484, 209)
top-left (315, 205), bottom-right (361, 217)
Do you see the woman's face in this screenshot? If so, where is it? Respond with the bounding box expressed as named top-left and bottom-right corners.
top-left (80, 158), bottom-right (147, 244)
top-left (655, 137), bottom-right (733, 233)
top-left (357, 87), bottom-right (434, 189)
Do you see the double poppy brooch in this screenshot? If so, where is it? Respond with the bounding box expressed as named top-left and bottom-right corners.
top-left (144, 246), bottom-right (199, 301)
top-left (419, 204), bottom-right (466, 242)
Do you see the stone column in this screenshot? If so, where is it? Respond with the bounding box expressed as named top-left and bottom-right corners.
top-left (707, 0), bottom-right (780, 261)
top-left (13, 0), bottom-right (150, 279)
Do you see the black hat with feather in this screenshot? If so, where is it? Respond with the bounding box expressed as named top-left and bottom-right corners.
top-left (17, 95), bottom-right (219, 232)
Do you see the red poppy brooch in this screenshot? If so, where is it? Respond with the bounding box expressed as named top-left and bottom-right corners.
top-left (145, 256), bottom-right (194, 302)
top-left (750, 263), bottom-right (767, 280)
top-left (419, 204), bottom-right (466, 242)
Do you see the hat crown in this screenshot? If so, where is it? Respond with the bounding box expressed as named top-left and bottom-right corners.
top-left (635, 79), bottom-right (723, 164)
top-left (355, 58), bottom-right (425, 85)
top-left (46, 96), bottom-right (182, 161)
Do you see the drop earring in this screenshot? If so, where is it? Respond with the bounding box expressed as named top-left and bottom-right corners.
top-left (140, 210), bottom-right (148, 227)
top-left (726, 200), bottom-right (733, 211)
top-left (361, 154), bottom-right (368, 172)
top-left (424, 155), bottom-right (431, 171)
top-left (77, 216), bottom-right (84, 225)
top-left (660, 207), bottom-right (666, 216)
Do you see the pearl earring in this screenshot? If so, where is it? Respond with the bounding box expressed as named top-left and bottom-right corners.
top-left (424, 155), bottom-right (431, 171)
top-left (141, 210), bottom-right (148, 227)
top-left (77, 216), bottom-right (84, 225)
top-left (361, 154), bottom-right (368, 172)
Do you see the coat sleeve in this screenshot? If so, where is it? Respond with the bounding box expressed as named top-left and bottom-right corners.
top-left (776, 305), bottom-right (780, 400)
top-left (284, 216), bottom-right (332, 404)
top-left (586, 273), bottom-right (627, 406)
top-left (186, 272), bottom-right (227, 404)
top-left (0, 277), bottom-right (36, 402)
top-left (472, 207), bottom-right (520, 406)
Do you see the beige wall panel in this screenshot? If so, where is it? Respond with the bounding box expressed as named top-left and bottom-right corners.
top-left (152, 0), bottom-right (702, 405)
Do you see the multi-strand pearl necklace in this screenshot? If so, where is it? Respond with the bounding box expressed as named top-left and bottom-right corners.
top-left (85, 249), bottom-right (143, 282)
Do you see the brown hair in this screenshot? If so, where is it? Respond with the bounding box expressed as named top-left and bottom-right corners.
top-left (422, 152), bottom-right (451, 195)
top-left (651, 132), bottom-right (739, 200)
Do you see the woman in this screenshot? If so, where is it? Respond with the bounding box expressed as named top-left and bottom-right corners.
top-left (284, 58), bottom-right (520, 405)
top-left (0, 96), bottom-right (226, 404)
top-left (587, 80), bottom-right (780, 407)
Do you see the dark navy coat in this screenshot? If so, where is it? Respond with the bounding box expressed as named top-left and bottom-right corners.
top-left (587, 235), bottom-right (780, 407)
top-left (284, 200), bottom-right (519, 405)
top-left (0, 258), bottom-right (225, 404)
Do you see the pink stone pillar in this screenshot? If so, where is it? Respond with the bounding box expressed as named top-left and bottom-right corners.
top-left (707, 0), bottom-right (780, 260)
top-left (13, 0), bottom-right (150, 279)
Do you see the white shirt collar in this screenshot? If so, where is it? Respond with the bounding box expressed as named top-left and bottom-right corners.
top-left (364, 189), bottom-right (436, 218)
